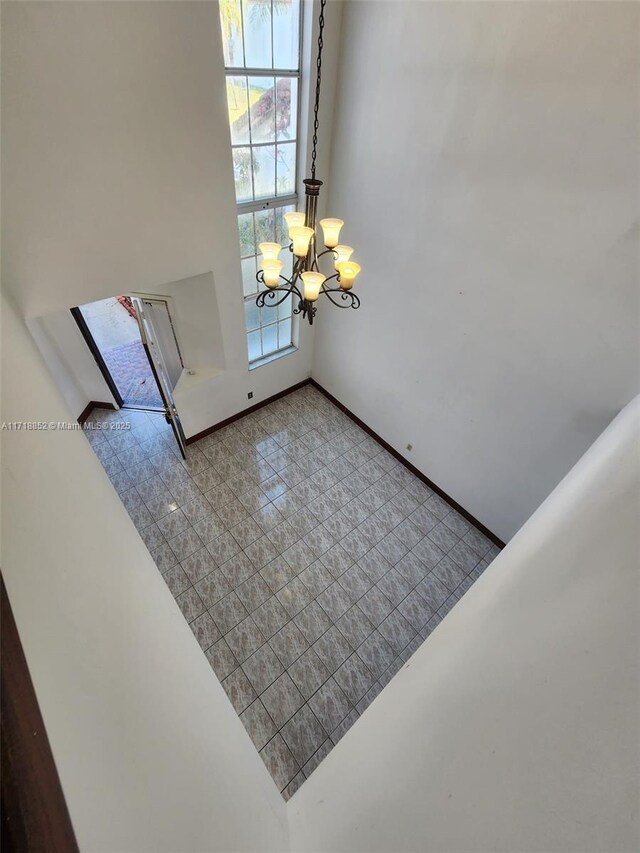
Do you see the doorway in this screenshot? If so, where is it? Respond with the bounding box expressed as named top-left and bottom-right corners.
top-left (71, 294), bottom-right (188, 458)
top-left (72, 296), bottom-right (164, 409)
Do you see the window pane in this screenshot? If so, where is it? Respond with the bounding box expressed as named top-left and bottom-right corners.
top-left (278, 317), bottom-right (292, 348)
top-left (242, 0), bottom-right (272, 68)
top-left (276, 78), bottom-right (297, 141)
top-left (262, 322), bottom-right (279, 356)
top-left (226, 77), bottom-right (250, 145)
top-left (238, 211), bottom-right (255, 257)
top-left (260, 290), bottom-right (284, 320)
top-left (273, 0), bottom-right (300, 70)
top-left (276, 142), bottom-right (296, 196)
top-left (280, 250), bottom-right (293, 282)
top-left (277, 295), bottom-right (293, 320)
top-left (242, 256), bottom-right (258, 296)
top-left (247, 329), bottom-right (262, 361)
top-left (249, 77), bottom-right (276, 144)
top-left (233, 147), bottom-right (253, 202)
top-left (252, 145), bottom-right (276, 199)
top-left (275, 204), bottom-right (295, 244)
top-left (244, 298), bottom-right (261, 332)
top-left (220, 0), bottom-right (244, 66)
top-left (254, 207), bottom-right (275, 246)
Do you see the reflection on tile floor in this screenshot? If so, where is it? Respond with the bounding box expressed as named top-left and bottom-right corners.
top-left (84, 385), bottom-right (500, 798)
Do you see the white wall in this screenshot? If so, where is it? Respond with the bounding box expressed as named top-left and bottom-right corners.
top-left (27, 310), bottom-right (117, 418)
top-left (144, 274), bottom-right (226, 376)
top-left (289, 392), bottom-right (640, 853)
top-left (1, 293), bottom-right (290, 852)
top-left (312, 0), bottom-right (640, 542)
top-left (1, 0), bottom-right (314, 435)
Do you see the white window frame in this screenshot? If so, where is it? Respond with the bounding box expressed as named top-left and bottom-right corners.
top-left (221, 1), bottom-right (305, 367)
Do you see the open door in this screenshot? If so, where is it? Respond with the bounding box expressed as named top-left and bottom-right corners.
top-left (130, 296), bottom-right (187, 459)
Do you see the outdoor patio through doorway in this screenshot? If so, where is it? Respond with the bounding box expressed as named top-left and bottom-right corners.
top-left (77, 296), bottom-right (163, 409)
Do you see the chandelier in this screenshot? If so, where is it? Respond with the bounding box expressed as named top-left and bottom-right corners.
top-left (255, 0), bottom-right (361, 326)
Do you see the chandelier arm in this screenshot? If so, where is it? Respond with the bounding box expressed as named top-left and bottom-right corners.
top-left (279, 276), bottom-right (303, 294)
top-left (321, 273), bottom-right (339, 286)
top-left (257, 266), bottom-right (303, 292)
top-left (255, 271), bottom-right (302, 300)
top-left (255, 284), bottom-right (303, 309)
top-left (319, 288), bottom-right (361, 310)
top-left (316, 248), bottom-right (336, 260)
top-left (290, 267), bottom-right (304, 289)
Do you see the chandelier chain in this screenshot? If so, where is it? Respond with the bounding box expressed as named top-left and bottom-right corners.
top-left (311, 0), bottom-right (327, 180)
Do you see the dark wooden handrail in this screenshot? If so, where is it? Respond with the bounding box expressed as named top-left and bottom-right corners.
top-left (1, 574), bottom-right (79, 852)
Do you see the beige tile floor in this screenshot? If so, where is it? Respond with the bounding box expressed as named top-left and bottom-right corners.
top-left (84, 385), bottom-right (500, 798)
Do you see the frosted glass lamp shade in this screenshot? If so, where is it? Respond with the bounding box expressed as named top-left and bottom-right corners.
top-left (301, 271), bottom-right (325, 301)
top-left (336, 261), bottom-right (361, 290)
top-left (258, 242), bottom-right (281, 261)
top-left (262, 260), bottom-right (283, 288)
top-left (319, 218), bottom-right (344, 248)
top-left (333, 245), bottom-right (354, 269)
top-left (290, 226), bottom-right (314, 257)
top-left (284, 212), bottom-right (306, 236)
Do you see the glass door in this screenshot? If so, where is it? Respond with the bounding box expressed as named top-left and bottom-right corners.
top-left (130, 296), bottom-right (187, 459)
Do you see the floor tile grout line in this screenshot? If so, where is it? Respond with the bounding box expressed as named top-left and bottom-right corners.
top-left (196, 528), bottom-right (483, 667)
top-left (110, 407), bottom-right (488, 695)
top-left (250, 664), bottom-right (368, 790)
top-left (185, 540), bottom-right (475, 786)
top-left (86, 387), bottom-right (498, 795)
top-left (99, 408), bottom-right (491, 660)
top-left (169, 482), bottom-right (485, 597)
top-left (192, 544), bottom-right (480, 693)
top-left (255, 601), bottom-right (425, 793)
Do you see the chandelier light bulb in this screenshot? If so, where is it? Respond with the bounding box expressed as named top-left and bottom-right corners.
top-left (258, 242), bottom-right (281, 261)
top-left (336, 261), bottom-right (361, 290)
top-left (333, 245), bottom-right (354, 269)
top-left (284, 212), bottom-right (306, 236)
top-left (262, 260), bottom-right (283, 288)
top-left (290, 225), bottom-right (314, 257)
top-left (319, 218), bottom-right (344, 248)
top-left (301, 271), bottom-right (326, 301)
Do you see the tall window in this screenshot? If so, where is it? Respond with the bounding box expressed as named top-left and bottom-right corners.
top-left (219, 0), bottom-right (302, 365)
